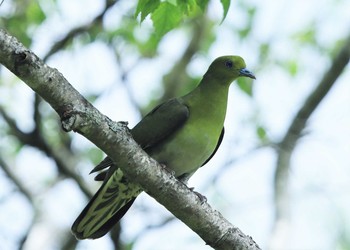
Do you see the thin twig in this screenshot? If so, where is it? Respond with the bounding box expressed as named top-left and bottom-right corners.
top-left (43, 0), bottom-right (119, 61)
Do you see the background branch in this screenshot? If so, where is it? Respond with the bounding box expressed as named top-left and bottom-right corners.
top-left (43, 0), bottom-right (119, 61)
top-left (0, 155), bottom-right (37, 250)
top-left (158, 16), bottom-right (209, 104)
top-left (271, 33), bottom-right (350, 247)
top-left (0, 106), bottom-right (92, 197)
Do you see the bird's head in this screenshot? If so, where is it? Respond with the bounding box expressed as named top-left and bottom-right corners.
top-left (205, 55), bottom-right (256, 83)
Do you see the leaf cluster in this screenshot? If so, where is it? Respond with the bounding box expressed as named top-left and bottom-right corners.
top-left (135, 0), bottom-right (230, 38)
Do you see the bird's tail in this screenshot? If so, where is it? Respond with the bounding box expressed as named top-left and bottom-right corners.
top-left (71, 168), bottom-right (142, 239)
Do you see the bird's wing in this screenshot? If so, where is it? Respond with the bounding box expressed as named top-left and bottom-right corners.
top-left (131, 98), bottom-right (190, 149)
top-left (71, 168), bottom-right (141, 239)
top-left (72, 99), bottom-right (190, 239)
top-left (177, 127), bottom-right (224, 182)
top-left (201, 127), bottom-right (224, 167)
top-left (89, 98), bottom-right (189, 175)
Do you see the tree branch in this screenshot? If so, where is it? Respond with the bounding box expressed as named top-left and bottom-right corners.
top-left (158, 15), bottom-right (209, 105)
top-left (43, 0), bottom-right (119, 61)
top-left (0, 28), bottom-right (260, 250)
top-left (0, 155), bottom-right (37, 250)
top-left (0, 155), bottom-right (33, 203)
top-left (271, 33), bottom-right (350, 246)
top-left (0, 105), bottom-right (92, 197)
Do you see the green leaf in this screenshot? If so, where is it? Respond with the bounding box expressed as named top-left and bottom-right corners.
top-left (139, 35), bottom-right (160, 57)
top-left (177, 0), bottom-right (198, 15)
top-left (256, 126), bottom-right (267, 141)
top-left (287, 60), bottom-right (298, 76)
top-left (151, 2), bottom-right (182, 38)
top-left (135, 0), bottom-right (161, 22)
top-left (177, 0), bottom-right (205, 18)
top-left (195, 0), bottom-right (210, 12)
top-left (259, 43), bottom-right (270, 59)
top-left (237, 78), bottom-right (253, 96)
top-left (238, 27), bottom-right (251, 39)
top-left (256, 126), bottom-right (266, 139)
top-left (292, 27), bottom-right (317, 45)
top-left (86, 148), bottom-right (105, 165)
top-left (165, 0), bottom-right (177, 5)
top-left (220, 0), bottom-right (230, 22)
top-left (5, 17), bottom-right (32, 46)
top-left (27, 2), bottom-right (46, 24)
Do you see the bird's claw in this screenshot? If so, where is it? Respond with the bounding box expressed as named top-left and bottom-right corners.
top-left (189, 187), bottom-right (207, 203)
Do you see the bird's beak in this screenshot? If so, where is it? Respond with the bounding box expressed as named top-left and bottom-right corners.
top-left (239, 68), bottom-right (256, 79)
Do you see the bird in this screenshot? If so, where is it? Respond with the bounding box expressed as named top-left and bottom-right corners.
top-left (71, 55), bottom-right (256, 239)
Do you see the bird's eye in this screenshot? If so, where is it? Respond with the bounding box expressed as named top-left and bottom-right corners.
top-left (225, 60), bottom-right (233, 68)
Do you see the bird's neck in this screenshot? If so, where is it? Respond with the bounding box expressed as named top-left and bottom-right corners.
top-left (184, 75), bottom-right (231, 125)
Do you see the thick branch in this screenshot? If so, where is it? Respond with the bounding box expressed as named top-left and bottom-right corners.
top-left (0, 28), bottom-right (260, 250)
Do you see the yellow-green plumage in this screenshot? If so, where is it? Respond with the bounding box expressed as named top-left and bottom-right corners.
top-left (71, 55), bottom-right (255, 239)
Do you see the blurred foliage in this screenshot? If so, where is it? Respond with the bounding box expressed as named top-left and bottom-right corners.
top-left (135, 0), bottom-right (229, 38)
top-left (0, 1), bottom-right (46, 46)
top-left (151, 2), bottom-right (183, 38)
top-left (236, 77), bottom-right (253, 96)
top-left (1, 0), bottom-right (349, 249)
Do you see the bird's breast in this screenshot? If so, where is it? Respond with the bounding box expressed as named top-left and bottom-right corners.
top-left (148, 118), bottom-right (222, 177)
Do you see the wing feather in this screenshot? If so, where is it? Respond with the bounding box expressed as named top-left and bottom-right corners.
top-left (72, 98), bottom-right (189, 239)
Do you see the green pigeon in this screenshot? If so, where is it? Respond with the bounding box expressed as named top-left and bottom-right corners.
top-left (71, 55), bottom-right (255, 239)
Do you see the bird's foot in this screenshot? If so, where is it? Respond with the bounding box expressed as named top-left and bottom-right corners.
top-left (189, 187), bottom-right (207, 203)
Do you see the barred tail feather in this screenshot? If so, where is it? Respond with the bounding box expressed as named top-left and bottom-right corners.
top-left (72, 168), bottom-right (142, 239)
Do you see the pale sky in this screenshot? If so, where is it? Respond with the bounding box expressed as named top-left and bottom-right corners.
top-left (1, 0), bottom-right (350, 249)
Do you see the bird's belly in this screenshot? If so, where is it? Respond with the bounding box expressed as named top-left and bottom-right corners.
top-left (148, 127), bottom-right (219, 178)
